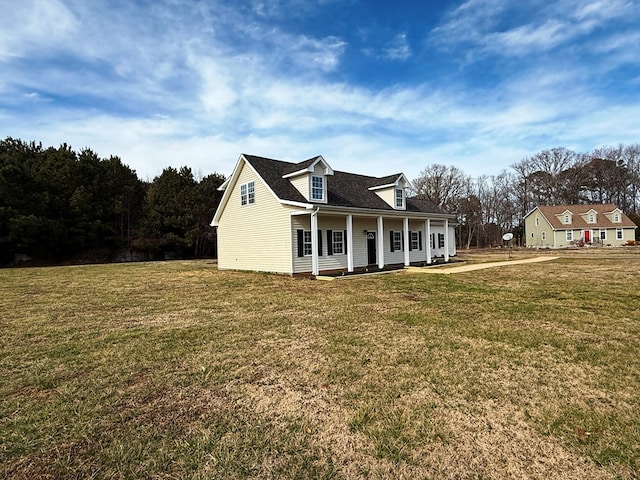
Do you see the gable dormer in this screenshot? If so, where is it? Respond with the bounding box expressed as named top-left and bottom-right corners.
top-left (282, 156), bottom-right (333, 203)
top-left (580, 208), bottom-right (598, 224)
top-left (368, 174), bottom-right (409, 210)
top-left (556, 209), bottom-right (573, 225)
top-left (604, 207), bottom-right (623, 223)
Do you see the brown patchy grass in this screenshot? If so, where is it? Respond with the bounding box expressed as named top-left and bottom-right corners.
top-left (1, 250), bottom-right (639, 479)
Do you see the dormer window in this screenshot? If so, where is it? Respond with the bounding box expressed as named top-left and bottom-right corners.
top-left (614, 212), bottom-right (621, 223)
top-left (564, 214), bottom-right (571, 224)
top-left (589, 213), bottom-right (595, 223)
top-left (395, 189), bottom-right (404, 208)
top-left (311, 175), bottom-right (324, 201)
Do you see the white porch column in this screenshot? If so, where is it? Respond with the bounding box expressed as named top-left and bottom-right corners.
top-left (403, 217), bottom-right (410, 266)
top-left (426, 219), bottom-right (432, 264)
top-left (311, 210), bottom-right (319, 276)
top-left (377, 216), bottom-right (385, 269)
top-left (444, 218), bottom-right (450, 262)
top-left (346, 214), bottom-right (354, 273)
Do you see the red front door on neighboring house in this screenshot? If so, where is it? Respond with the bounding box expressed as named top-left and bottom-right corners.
top-left (584, 230), bottom-right (591, 243)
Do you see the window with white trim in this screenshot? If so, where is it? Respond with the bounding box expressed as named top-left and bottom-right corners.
top-left (564, 214), bottom-right (571, 224)
top-left (395, 189), bottom-right (404, 208)
top-left (438, 233), bottom-right (445, 248)
top-left (600, 229), bottom-right (606, 240)
top-left (616, 228), bottom-right (623, 240)
top-left (566, 230), bottom-right (573, 241)
top-left (332, 231), bottom-right (344, 254)
top-left (311, 175), bottom-right (324, 201)
top-left (614, 213), bottom-right (621, 222)
top-left (589, 213), bottom-right (595, 223)
top-left (411, 231), bottom-right (420, 250)
top-left (393, 231), bottom-right (402, 251)
top-left (240, 181), bottom-right (255, 206)
top-left (541, 232), bottom-right (546, 240)
top-left (303, 230), bottom-right (313, 256)
top-left (535, 217), bottom-right (540, 226)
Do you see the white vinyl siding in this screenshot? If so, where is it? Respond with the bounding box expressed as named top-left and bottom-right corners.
top-left (290, 174), bottom-right (310, 200)
top-left (373, 187), bottom-right (405, 210)
top-left (217, 161), bottom-right (293, 274)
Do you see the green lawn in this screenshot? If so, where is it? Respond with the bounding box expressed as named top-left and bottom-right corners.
top-left (1, 251), bottom-right (639, 479)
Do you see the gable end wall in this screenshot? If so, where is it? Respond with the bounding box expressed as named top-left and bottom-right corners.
top-left (217, 161), bottom-right (293, 273)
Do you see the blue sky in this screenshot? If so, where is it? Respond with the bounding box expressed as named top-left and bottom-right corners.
top-left (1, 0), bottom-right (639, 181)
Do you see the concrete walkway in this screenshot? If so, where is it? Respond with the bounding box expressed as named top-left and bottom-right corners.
top-left (405, 256), bottom-right (560, 275)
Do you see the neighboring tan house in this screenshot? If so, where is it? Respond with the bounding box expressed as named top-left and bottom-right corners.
top-left (211, 154), bottom-right (457, 275)
top-left (524, 204), bottom-right (637, 248)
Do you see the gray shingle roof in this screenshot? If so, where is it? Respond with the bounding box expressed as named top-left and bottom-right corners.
top-left (242, 154), bottom-right (445, 214)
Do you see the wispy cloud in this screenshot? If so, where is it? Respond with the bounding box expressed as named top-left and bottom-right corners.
top-left (2, 0), bottom-right (639, 182)
top-left (382, 33), bottom-right (412, 60)
top-left (431, 0), bottom-right (637, 58)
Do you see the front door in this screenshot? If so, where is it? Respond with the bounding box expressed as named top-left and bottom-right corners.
top-left (367, 232), bottom-right (377, 265)
top-left (584, 230), bottom-right (591, 243)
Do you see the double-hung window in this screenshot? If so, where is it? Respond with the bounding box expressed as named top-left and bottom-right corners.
top-left (438, 233), bottom-right (445, 248)
top-left (240, 181), bottom-right (255, 206)
top-left (395, 189), bottom-right (404, 208)
top-left (600, 229), bottom-right (606, 240)
top-left (303, 231), bottom-right (313, 256)
top-left (311, 176), bottom-right (324, 201)
top-left (566, 230), bottom-right (573, 241)
top-left (393, 231), bottom-right (402, 251)
top-left (616, 228), bottom-right (623, 240)
top-left (332, 231), bottom-right (344, 254)
top-left (410, 231), bottom-right (419, 250)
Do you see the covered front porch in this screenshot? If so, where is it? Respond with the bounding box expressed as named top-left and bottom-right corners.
top-left (291, 209), bottom-right (456, 276)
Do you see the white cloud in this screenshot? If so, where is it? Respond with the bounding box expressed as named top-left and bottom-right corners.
top-left (195, 60), bottom-right (238, 116)
top-left (431, 0), bottom-right (638, 58)
top-left (381, 33), bottom-right (412, 60)
top-left (0, 0), bottom-right (77, 59)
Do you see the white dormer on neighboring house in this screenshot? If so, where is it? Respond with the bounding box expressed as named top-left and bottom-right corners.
top-left (282, 155), bottom-right (333, 204)
top-left (368, 173), bottom-right (409, 210)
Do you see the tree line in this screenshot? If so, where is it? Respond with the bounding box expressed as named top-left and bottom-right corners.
top-left (0, 138), bottom-right (225, 266)
top-left (412, 145), bottom-right (640, 248)
top-left (4, 136), bottom-right (638, 265)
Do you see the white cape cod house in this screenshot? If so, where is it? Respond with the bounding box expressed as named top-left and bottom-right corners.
top-left (211, 154), bottom-right (456, 276)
